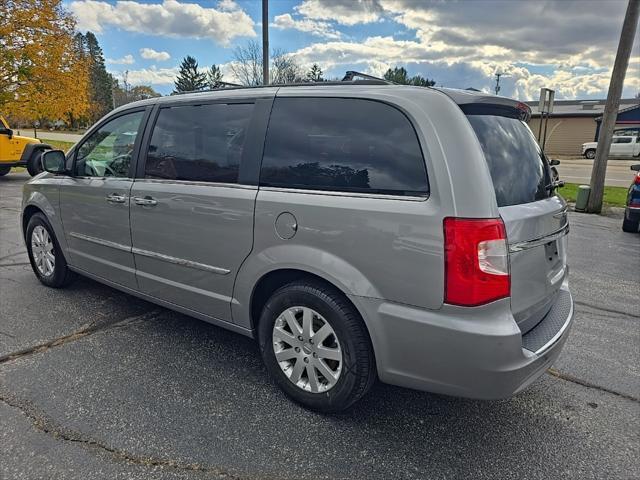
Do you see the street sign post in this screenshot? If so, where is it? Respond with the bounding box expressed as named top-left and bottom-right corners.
top-left (538, 88), bottom-right (555, 151)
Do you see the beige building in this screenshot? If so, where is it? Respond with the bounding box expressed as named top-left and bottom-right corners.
top-left (526, 98), bottom-right (639, 156)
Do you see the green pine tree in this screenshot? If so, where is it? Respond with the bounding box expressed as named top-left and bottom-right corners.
top-left (383, 66), bottom-right (435, 87)
top-left (306, 63), bottom-right (324, 82)
top-left (84, 32), bottom-right (114, 121)
top-left (173, 56), bottom-right (207, 93)
top-left (207, 64), bottom-right (224, 88)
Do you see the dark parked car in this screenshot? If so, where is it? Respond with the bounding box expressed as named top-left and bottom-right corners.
top-left (623, 164), bottom-right (640, 233)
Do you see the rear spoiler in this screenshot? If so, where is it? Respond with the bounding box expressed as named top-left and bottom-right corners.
top-left (458, 103), bottom-right (531, 122)
top-left (433, 87), bottom-right (531, 122)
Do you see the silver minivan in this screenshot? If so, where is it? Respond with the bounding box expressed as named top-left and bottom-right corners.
top-left (23, 81), bottom-right (574, 412)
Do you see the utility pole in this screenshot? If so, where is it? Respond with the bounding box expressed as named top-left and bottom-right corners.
top-left (587, 0), bottom-right (639, 213)
top-left (494, 73), bottom-right (502, 95)
top-left (262, 0), bottom-right (269, 86)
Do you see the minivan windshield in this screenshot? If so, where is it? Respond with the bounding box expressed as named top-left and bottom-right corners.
top-left (466, 114), bottom-right (552, 207)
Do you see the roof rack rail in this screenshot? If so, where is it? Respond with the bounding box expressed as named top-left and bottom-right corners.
top-left (211, 81), bottom-right (243, 89)
top-left (172, 82), bottom-right (245, 95)
top-left (341, 70), bottom-right (393, 84)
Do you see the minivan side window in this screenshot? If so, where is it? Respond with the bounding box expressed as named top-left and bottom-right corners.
top-left (260, 98), bottom-right (428, 196)
top-left (466, 113), bottom-right (552, 207)
top-left (145, 103), bottom-right (254, 183)
top-left (75, 111), bottom-right (144, 177)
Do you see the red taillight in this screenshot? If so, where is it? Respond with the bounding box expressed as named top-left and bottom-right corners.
top-left (443, 217), bottom-right (510, 306)
top-left (635, 173), bottom-right (640, 185)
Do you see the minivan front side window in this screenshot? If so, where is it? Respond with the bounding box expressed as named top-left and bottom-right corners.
top-left (145, 103), bottom-right (253, 184)
top-left (75, 111), bottom-right (144, 177)
top-left (260, 97), bottom-right (428, 196)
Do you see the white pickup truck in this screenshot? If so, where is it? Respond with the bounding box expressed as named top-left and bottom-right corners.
top-left (582, 135), bottom-right (640, 159)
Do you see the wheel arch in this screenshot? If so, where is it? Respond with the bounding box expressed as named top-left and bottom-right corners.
top-left (248, 268), bottom-right (364, 331)
top-left (249, 268), bottom-right (362, 329)
top-left (19, 142), bottom-right (52, 163)
top-left (233, 244), bottom-right (381, 331)
top-left (21, 187), bottom-right (68, 255)
top-left (22, 204), bottom-right (45, 239)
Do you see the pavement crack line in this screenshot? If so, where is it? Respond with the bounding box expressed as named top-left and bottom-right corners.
top-left (546, 368), bottom-right (639, 403)
top-left (574, 301), bottom-right (640, 319)
top-left (0, 393), bottom-right (247, 479)
top-left (0, 261), bottom-right (30, 268)
top-left (0, 310), bottom-right (162, 365)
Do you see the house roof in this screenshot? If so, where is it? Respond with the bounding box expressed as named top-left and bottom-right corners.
top-left (526, 98), bottom-right (638, 117)
top-left (594, 102), bottom-right (640, 121)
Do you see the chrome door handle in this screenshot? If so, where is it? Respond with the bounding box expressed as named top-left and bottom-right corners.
top-left (133, 196), bottom-right (157, 206)
top-left (106, 193), bottom-right (126, 204)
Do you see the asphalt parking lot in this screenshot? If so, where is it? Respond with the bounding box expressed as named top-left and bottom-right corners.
top-left (1, 171), bottom-right (639, 480)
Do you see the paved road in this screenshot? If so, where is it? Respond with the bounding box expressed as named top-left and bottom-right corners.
top-left (26, 131), bottom-right (84, 143)
top-left (1, 172), bottom-right (639, 479)
top-left (555, 158), bottom-right (637, 187)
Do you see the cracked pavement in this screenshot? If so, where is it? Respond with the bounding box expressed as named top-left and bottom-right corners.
top-left (1, 172), bottom-right (639, 479)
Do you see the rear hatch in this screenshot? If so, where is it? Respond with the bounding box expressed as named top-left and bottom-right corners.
top-left (463, 102), bottom-right (568, 334)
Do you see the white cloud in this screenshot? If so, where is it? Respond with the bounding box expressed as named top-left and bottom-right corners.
top-left (70, 0), bottom-right (256, 45)
top-left (295, 0), bottom-right (383, 26)
top-left (286, 0), bottom-right (639, 99)
top-left (271, 13), bottom-right (342, 39)
top-left (112, 66), bottom-right (178, 86)
top-left (140, 48), bottom-right (171, 62)
top-left (106, 54), bottom-right (135, 65)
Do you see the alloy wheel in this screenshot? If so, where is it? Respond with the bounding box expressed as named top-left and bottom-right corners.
top-left (272, 306), bottom-right (343, 393)
top-left (31, 225), bottom-right (55, 277)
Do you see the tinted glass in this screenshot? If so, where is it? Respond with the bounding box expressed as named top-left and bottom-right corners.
top-left (261, 98), bottom-right (428, 195)
top-left (75, 111), bottom-right (144, 177)
top-left (613, 128), bottom-right (640, 136)
top-left (467, 114), bottom-right (552, 207)
top-left (614, 137), bottom-right (632, 143)
top-left (145, 103), bottom-right (253, 183)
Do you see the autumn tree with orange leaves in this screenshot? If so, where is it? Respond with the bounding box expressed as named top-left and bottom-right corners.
top-left (0, 0), bottom-right (90, 128)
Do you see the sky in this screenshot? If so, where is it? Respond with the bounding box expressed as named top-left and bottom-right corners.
top-left (65, 0), bottom-right (640, 100)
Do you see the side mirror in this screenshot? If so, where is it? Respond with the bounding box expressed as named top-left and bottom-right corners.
top-left (41, 150), bottom-right (67, 174)
top-left (549, 159), bottom-right (560, 166)
top-left (631, 164), bottom-right (640, 172)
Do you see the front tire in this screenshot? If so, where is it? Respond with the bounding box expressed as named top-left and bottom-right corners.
top-left (27, 150), bottom-right (44, 176)
top-left (258, 281), bottom-right (376, 413)
top-left (585, 149), bottom-right (596, 159)
top-left (26, 213), bottom-right (76, 287)
top-left (0, 166), bottom-right (10, 176)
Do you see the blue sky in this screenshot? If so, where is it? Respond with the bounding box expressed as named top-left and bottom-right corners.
top-left (66, 0), bottom-right (640, 100)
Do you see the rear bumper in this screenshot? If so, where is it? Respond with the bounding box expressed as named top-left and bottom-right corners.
top-left (351, 282), bottom-right (574, 399)
top-left (625, 206), bottom-right (640, 222)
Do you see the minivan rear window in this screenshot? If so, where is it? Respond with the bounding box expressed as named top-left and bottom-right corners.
top-left (466, 113), bottom-right (552, 207)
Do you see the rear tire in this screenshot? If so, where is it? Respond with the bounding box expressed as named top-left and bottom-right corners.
top-left (585, 149), bottom-right (596, 160)
top-left (622, 216), bottom-right (639, 233)
top-left (26, 212), bottom-right (76, 287)
top-left (26, 150), bottom-right (44, 176)
top-left (258, 280), bottom-right (376, 412)
top-left (0, 166), bottom-right (10, 176)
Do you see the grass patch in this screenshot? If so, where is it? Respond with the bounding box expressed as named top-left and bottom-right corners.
top-left (559, 182), bottom-right (628, 208)
top-left (40, 139), bottom-right (75, 152)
